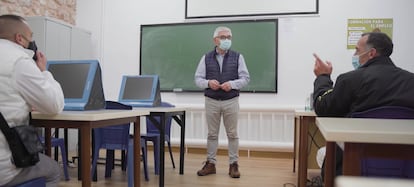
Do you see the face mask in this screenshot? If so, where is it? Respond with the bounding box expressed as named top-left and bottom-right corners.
top-left (351, 55), bottom-right (360, 69)
top-left (219, 39), bottom-right (231, 51)
top-left (351, 49), bottom-right (370, 69)
top-left (27, 41), bottom-right (38, 61)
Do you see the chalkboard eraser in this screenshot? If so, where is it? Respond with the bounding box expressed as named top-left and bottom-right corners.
top-left (173, 88), bottom-right (183, 92)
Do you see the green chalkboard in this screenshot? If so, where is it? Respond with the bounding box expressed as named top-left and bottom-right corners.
top-left (140, 20), bottom-right (278, 92)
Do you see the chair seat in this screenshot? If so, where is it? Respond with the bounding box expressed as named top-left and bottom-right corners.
top-left (14, 177), bottom-right (45, 187)
top-left (362, 158), bottom-right (406, 178)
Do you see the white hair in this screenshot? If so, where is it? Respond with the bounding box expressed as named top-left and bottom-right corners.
top-left (213, 26), bottom-right (232, 38)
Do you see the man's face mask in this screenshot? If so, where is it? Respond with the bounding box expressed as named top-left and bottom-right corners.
top-left (219, 39), bottom-right (232, 51)
top-left (351, 49), bottom-right (370, 69)
top-left (20, 34), bottom-right (38, 61)
top-left (27, 40), bottom-right (38, 61)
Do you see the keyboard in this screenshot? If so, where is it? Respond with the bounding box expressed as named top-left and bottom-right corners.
top-left (64, 103), bottom-right (86, 111)
top-left (120, 101), bottom-right (154, 107)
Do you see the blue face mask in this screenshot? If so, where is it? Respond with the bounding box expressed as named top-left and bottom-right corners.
top-left (219, 39), bottom-right (231, 51)
top-left (351, 55), bottom-right (360, 69)
top-left (351, 49), bottom-right (370, 69)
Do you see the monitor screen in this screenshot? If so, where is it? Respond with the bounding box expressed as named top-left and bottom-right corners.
top-left (118, 75), bottom-right (161, 107)
top-left (47, 60), bottom-right (106, 110)
top-left (122, 76), bottom-right (154, 100)
top-left (48, 63), bottom-right (90, 99)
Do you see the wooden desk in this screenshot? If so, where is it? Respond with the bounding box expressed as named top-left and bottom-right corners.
top-left (336, 176), bottom-right (414, 187)
top-left (316, 117), bottom-right (414, 187)
top-left (134, 107), bottom-right (186, 187)
top-left (294, 110), bottom-right (316, 187)
top-left (31, 109), bottom-right (149, 187)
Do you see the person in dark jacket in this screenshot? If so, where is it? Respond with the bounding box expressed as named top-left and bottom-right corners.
top-left (313, 32), bottom-right (414, 116)
top-left (194, 26), bottom-right (250, 178)
top-left (312, 32), bottom-right (414, 178)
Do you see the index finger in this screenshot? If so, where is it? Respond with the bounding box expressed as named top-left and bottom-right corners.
top-left (313, 53), bottom-right (322, 62)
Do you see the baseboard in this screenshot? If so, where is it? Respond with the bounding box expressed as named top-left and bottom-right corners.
top-left (146, 145), bottom-right (293, 159)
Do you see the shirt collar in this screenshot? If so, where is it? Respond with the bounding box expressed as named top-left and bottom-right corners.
top-left (0, 39), bottom-right (34, 58)
top-left (215, 47), bottom-right (228, 56)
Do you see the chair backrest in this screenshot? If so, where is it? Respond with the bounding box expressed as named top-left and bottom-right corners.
top-left (146, 102), bottom-right (175, 135)
top-left (350, 106), bottom-right (414, 119)
top-left (93, 101), bottom-right (133, 150)
top-left (94, 124), bottom-right (130, 150)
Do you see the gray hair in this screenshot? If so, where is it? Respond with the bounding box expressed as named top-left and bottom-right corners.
top-left (213, 26), bottom-right (232, 38)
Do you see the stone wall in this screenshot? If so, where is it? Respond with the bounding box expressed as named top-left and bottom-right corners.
top-left (0, 0), bottom-right (76, 25)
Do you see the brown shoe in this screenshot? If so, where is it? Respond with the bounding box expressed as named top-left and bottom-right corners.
top-left (229, 162), bottom-right (240, 178)
top-left (197, 161), bottom-right (216, 176)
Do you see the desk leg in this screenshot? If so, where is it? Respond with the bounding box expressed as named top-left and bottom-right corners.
top-left (179, 113), bottom-right (185, 174)
top-left (324, 141), bottom-right (336, 187)
top-left (159, 115), bottom-right (166, 187)
top-left (44, 128), bottom-right (52, 156)
top-left (343, 143), bottom-right (362, 176)
top-left (64, 128), bottom-right (69, 165)
top-left (78, 130), bottom-right (82, 180)
top-left (134, 117), bottom-right (141, 187)
top-left (297, 116), bottom-right (313, 187)
top-left (80, 126), bottom-right (91, 187)
top-left (293, 117), bottom-right (298, 173)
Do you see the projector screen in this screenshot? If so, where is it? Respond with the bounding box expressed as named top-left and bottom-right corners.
top-left (185, 0), bottom-right (318, 19)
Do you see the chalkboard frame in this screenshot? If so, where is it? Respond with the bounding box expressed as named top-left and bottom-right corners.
top-left (140, 19), bottom-right (278, 93)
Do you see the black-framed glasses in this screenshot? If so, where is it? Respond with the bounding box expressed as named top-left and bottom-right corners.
top-left (217, 35), bottom-right (232, 40)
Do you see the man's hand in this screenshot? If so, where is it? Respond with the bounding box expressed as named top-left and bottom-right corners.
top-left (208, 80), bottom-right (221, 90)
top-left (313, 53), bottom-right (333, 76)
top-left (220, 81), bottom-right (232, 92)
top-left (34, 51), bottom-right (47, 72)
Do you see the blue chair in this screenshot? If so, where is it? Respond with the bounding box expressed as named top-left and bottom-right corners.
top-left (39, 136), bottom-right (70, 181)
top-left (92, 101), bottom-right (149, 182)
top-left (141, 102), bottom-right (175, 175)
top-left (14, 177), bottom-right (45, 187)
top-left (91, 123), bottom-right (130, 181)
top-left (351, 106), bottom-right (414, 178)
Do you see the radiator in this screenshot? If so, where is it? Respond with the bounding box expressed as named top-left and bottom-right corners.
top-left (166, 106), bottom-right (295, 153)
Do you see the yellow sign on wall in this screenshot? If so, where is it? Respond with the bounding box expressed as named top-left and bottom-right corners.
top-left (347, 18), bottom-right (393, 49)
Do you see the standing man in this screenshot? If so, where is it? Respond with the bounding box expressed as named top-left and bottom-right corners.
top-left (312, 32), bottom-right (414, 177)
top-left (195, 26), bottom-right (250, 178)
top-left (0, 14), bottom-right (64, 186)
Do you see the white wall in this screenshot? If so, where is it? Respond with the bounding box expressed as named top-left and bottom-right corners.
top-left (76, 0), bottom-right (414, 109)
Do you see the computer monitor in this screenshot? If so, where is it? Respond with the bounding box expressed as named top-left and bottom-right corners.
top-left (118, 75), bottom-right (161, 107)
top-left (47, 60), bottom-right (106, 111)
